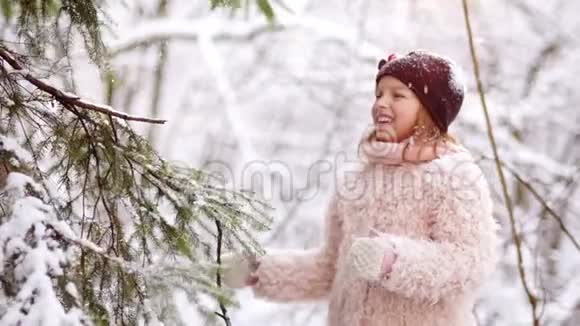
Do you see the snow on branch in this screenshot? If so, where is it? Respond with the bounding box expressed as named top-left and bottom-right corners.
top-left (0, 47), bottom-right (167, 124)
top-left (0, 172), bottom-right (88, 325)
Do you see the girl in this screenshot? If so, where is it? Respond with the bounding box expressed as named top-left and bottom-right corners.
top-left (223, 50), bottom-right (498, 326)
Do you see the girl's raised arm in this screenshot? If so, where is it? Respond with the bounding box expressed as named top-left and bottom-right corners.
top-left (251, 195), bottom-right (345, 302)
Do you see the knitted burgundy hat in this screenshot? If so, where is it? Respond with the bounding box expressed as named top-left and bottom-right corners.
top-left (375, 50), bottom-right (465, 133)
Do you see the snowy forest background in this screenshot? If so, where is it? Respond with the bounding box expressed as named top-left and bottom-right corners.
top-left (1, 0), bottom-right (580, 325)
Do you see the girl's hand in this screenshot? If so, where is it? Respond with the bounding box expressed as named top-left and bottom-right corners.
top-left (221, 252), bottom-right (260, 288)
top-left (345, 237), bottom-right (398, 282)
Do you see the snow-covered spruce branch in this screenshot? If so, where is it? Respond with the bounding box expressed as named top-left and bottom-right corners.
top-left (0, 47), bottom-right (166, 124)
top-left (0, 170), bottom-right (89, 325)
top-left (48, 216), bottom-right (238, 311)
top-left (1, 50), bottom-right (272, 324)
top-left (0, 117), bottom-right (272, 324)
top-left (0, 169), bottom-right (236, 325)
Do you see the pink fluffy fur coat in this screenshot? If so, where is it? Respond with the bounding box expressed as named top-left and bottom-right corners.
top-left (251, 149), bottom-right (499, 326)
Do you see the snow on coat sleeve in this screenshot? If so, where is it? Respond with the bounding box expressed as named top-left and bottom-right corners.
top-left (252, 196), bottom-right (344, 302)
top-left (380, 160), bottom-right (498, 304)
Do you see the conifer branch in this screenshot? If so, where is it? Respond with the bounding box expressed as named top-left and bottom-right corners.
top-left (215, 219), bottom-right (232, 326)
top-left (0, 46), bottom-right (167, 124)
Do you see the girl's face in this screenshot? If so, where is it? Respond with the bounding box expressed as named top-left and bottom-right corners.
top-left (372, 76), bottom-right (430, 142)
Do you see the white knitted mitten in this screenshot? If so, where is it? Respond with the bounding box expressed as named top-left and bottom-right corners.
top-left (221, 252), bottom-right (255, 289)
top-left (346, 237), bottom-right (396, 282)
